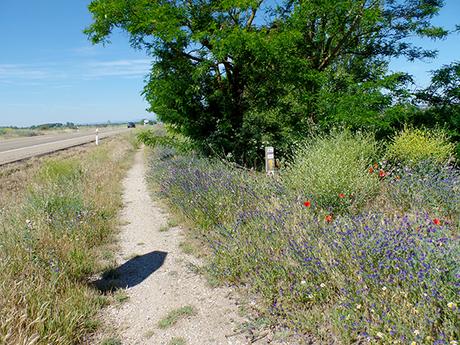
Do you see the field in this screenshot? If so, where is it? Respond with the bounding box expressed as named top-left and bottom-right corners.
top-left (142, 128), bottom-right (459, 344)
top-left (0, 134), bottom-right (136, 344)
top-left (0, 124), bottom-right (126, 140)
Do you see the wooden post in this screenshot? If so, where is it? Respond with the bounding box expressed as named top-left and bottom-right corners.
top-left (265, 146), bottom-right (275, 175)
top-left (95, 128), bottom-right (99, 146)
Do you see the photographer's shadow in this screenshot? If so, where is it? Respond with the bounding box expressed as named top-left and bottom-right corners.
top-left (93, 251), bottom-right (167, 293)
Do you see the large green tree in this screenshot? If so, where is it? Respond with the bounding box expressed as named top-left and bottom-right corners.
top-left (413, 61), bottom-right (460, 157)
top-left (86, 0), bottom-right (447, 165)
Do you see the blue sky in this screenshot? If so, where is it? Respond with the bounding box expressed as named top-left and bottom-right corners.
top-left (388, 0), bottom-right (460, 88)
top-left (0, 0), bottom-right (151, 127)
top-left (0, 0), bottom-right (459, 127)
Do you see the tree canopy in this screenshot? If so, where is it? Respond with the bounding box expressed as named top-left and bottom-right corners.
top-left (86, 0), bottom-right (449, 165)
top-left (413, 61), bottom-right (460, 156)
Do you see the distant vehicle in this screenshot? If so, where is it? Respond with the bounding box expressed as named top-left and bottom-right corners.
top-left (127, 122), bottom-right (136, 128)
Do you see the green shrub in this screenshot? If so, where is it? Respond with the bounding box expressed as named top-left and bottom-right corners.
top-left (387, 127), bottom-right (455, 166)
top-left (283, 130), bottom-right (380, 213)
top-left (138, 126), bottom-right (194, 154)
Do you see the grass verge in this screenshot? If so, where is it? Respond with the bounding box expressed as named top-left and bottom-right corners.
top-left (0, 135), bottom-right (136, 344)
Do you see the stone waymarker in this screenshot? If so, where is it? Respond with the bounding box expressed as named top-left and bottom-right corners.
top-left (265, 146), bottom-right (275, 175)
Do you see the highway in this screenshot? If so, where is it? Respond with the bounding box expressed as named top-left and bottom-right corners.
top-left (0, 127), bottom-right (131, 165)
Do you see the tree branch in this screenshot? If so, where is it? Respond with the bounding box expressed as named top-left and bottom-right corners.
top-left (317, 3), bottom-right (366, 70)
top-left (246, 0), bottom-right (263, 28)
top-left (181, 51), bottom-right (204, 62)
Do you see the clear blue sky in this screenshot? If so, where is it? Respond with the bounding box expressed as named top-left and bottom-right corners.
top-left (0, 1), bottom-right (459, 127)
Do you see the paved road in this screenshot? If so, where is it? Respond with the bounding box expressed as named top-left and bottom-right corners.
top-left (0, 128), bottom-right (132, 165)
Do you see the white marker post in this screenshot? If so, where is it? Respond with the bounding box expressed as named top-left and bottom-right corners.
top-left (95, 128), bottom-right (99, 146)
top-left (265, 146), bottom-right (275, 175)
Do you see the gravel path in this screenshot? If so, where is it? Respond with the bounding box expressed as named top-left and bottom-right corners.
top-left (99, 148), bottom-right (250, 345)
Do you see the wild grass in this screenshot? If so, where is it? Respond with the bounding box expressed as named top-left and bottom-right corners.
top-left (158, 306), bottom-right (197, 329)
top-left (143, 129), bottom-right (459, 344)
top-left (113, 290), bottom-right (130, 304)
top-left (0, 136), bottom-right (135, 344)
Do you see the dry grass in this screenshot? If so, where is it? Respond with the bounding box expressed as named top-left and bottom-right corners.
top-left (0, 134), bottom-right (136, 344)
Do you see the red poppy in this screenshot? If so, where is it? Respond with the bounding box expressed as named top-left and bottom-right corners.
top-left (339, 193), bottom-right (345, 198)
top-left (303, 201), bottom-right (311, 208)
top-left (379, 169), bottom-right (386, 178)
top-left (433, 218), bottom-right (441, 225)
top-left (368, 166), bottom-right (374, 174)
top-left (325, 214), bottom-right (333, 223)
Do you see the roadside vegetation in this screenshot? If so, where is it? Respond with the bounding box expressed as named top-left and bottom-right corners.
top-left (0, 127), bottom-right (43, 138)
top-left (0, 136), bottom-right (136, 344)
top-left (87, 0), bottom-right (459, 343)
top-left (141, 127), bottom-right (459, 344)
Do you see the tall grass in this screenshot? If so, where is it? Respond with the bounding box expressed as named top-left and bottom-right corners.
top-left (143, 130), bottom-right (459, 344)
top-left (0, 136), bottom-right (135, 344)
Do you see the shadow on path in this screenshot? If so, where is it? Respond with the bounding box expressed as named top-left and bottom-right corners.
top-left (93, 251), bottom-right (167, 293)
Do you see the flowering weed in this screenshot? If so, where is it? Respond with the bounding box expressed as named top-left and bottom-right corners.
top-left (144, 132), bottom-right (459, 344)
top-left (283, 130), bottom-right (380, 214)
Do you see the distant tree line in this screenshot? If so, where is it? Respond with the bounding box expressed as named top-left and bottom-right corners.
top-left (86, 0), bottom-right (459, 165)
top-left (1, 122), bottom-right (127, 130)
top-left (29, 122), bottom-right (78, 130)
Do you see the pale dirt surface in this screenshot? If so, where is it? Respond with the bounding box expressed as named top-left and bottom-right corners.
top-left (96, 148), bottom-right (257, 345)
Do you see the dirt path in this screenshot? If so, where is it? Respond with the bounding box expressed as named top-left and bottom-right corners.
top-left (98, 148), bottom-right (250, 345)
